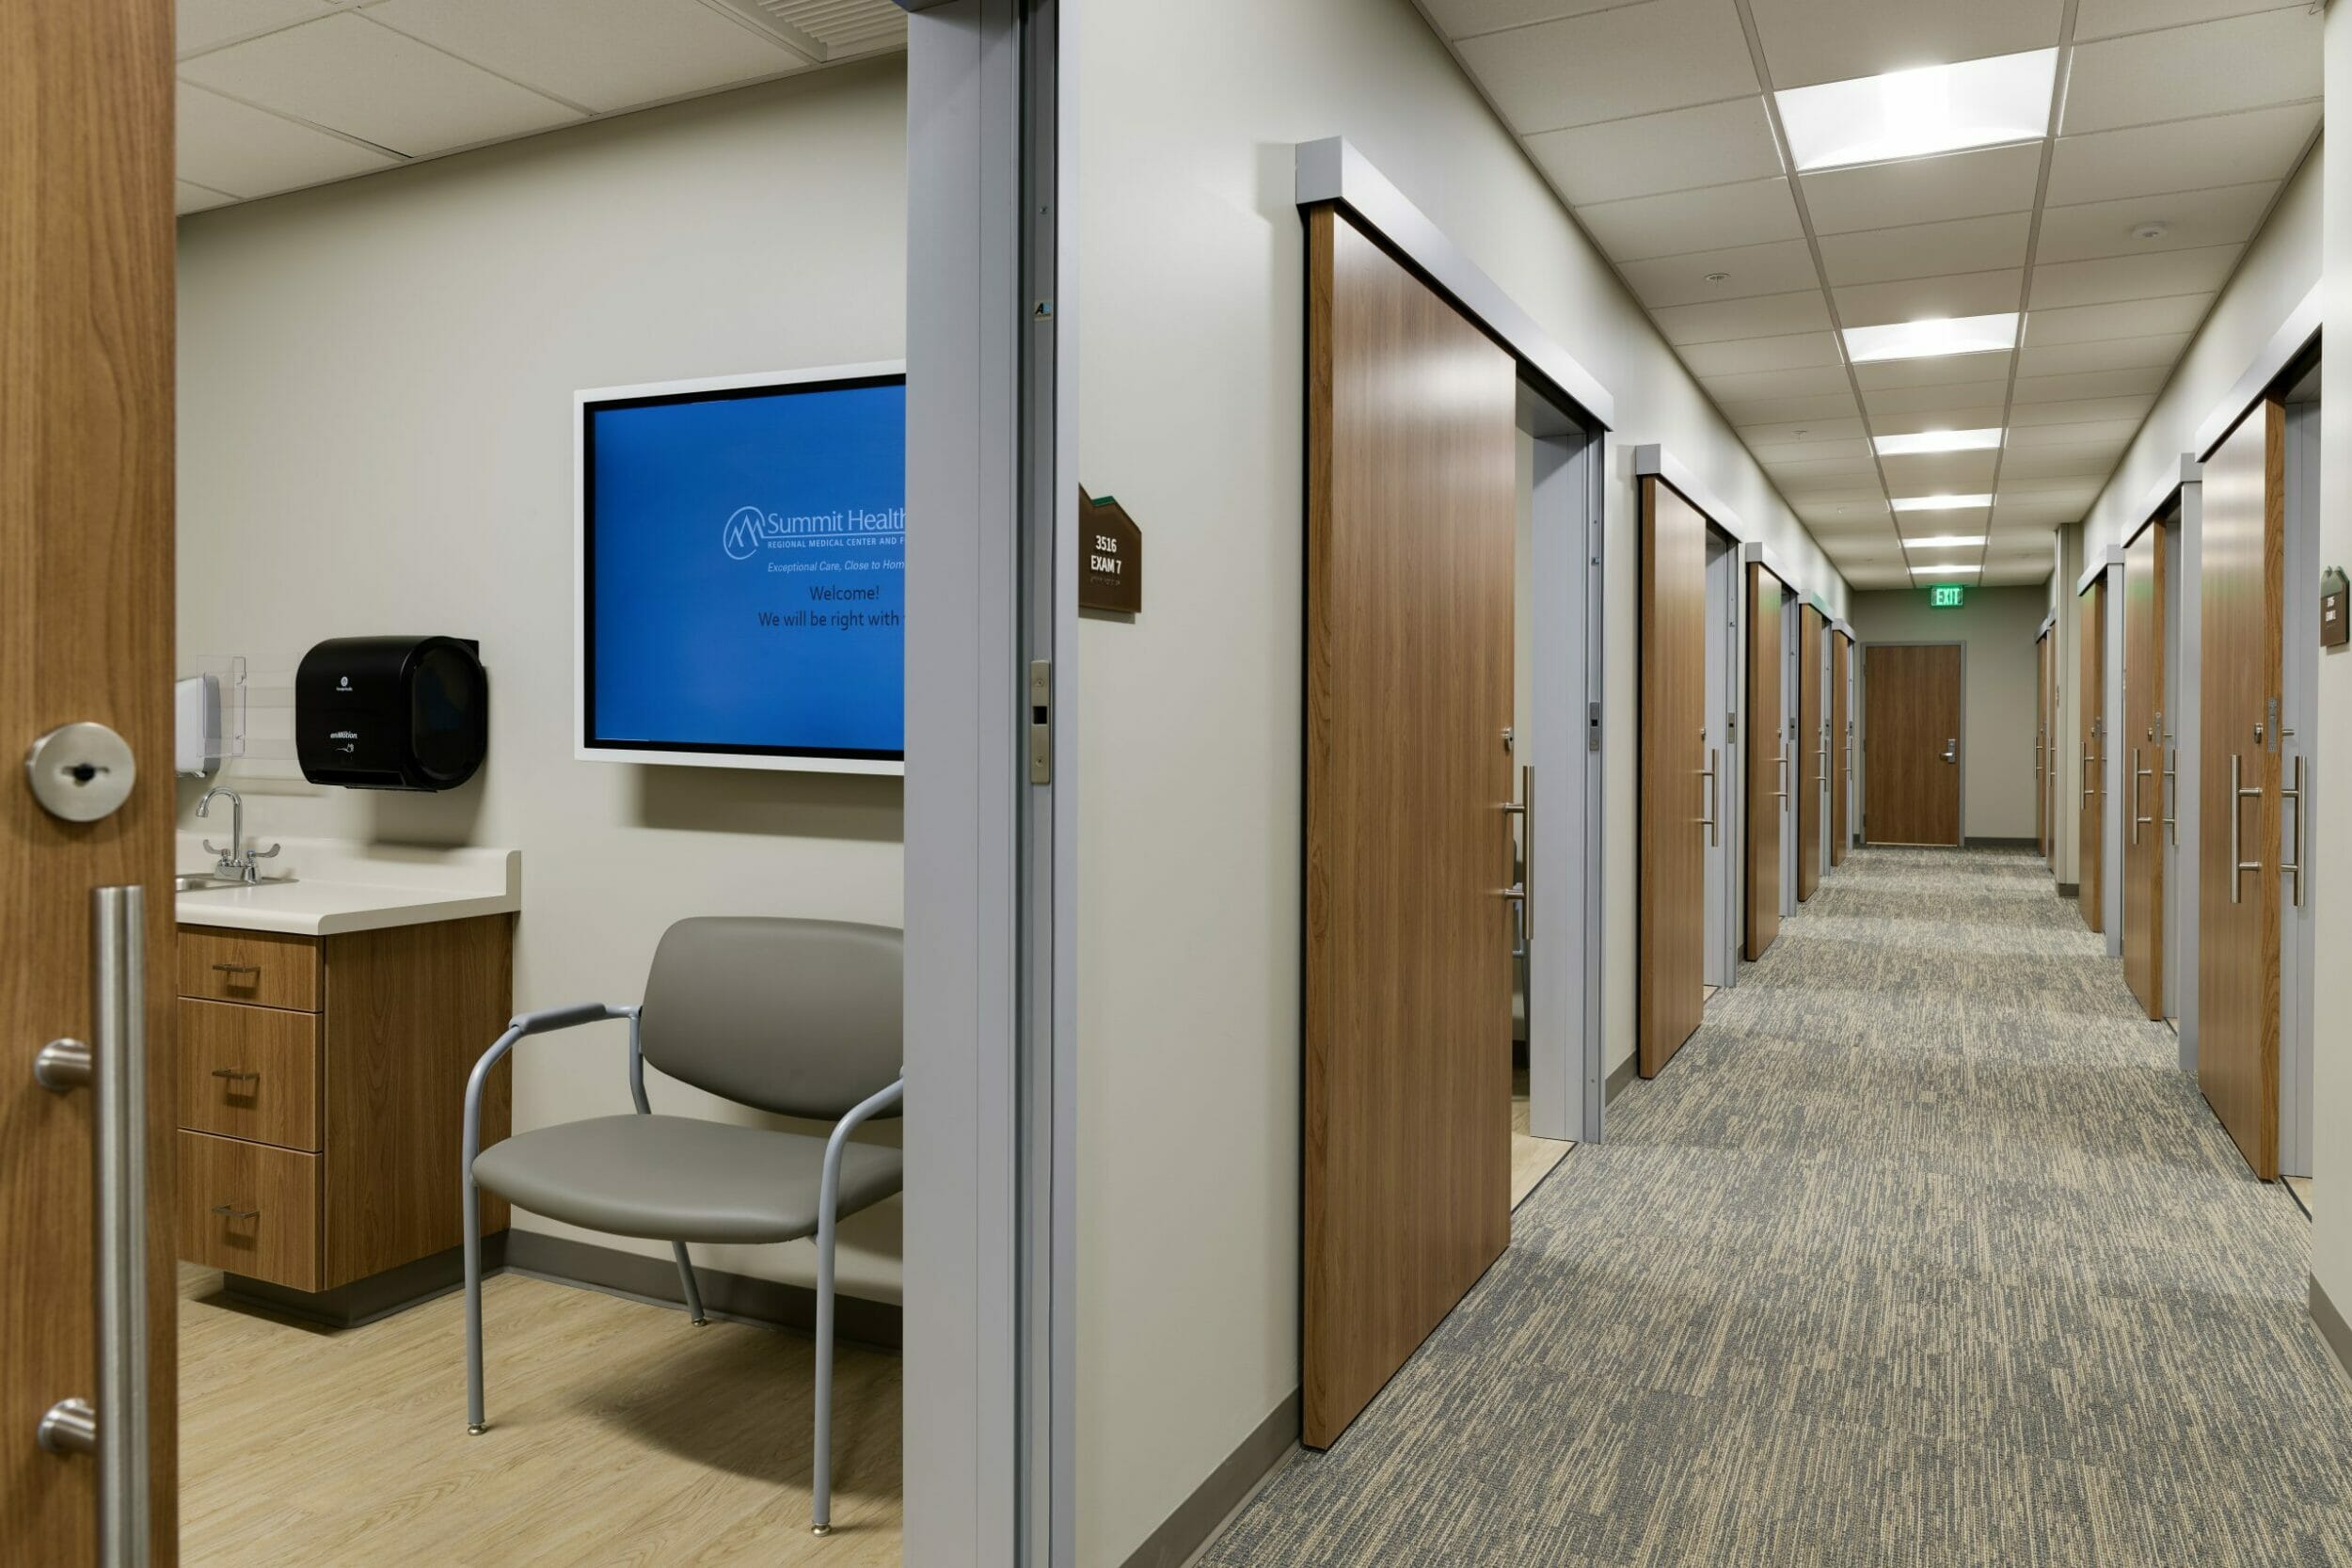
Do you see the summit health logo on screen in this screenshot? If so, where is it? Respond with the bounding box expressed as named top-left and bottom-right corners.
top-left (721, 502), bottom-right (907, 566)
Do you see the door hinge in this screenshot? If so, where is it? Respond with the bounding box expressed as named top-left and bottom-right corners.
top-left (1028, 659), bottom-right (1052, 784)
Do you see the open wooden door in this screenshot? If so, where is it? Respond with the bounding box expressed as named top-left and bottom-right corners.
top-left (1830, 630), bottom-right (1851, 867)
top-left (1862, 644), bottom-right (1962, 845)
top-left (1, 0), bottom-right (181, 1557)
top-left (1303, 205), bottom-right (1515, 1448)
top-left (1742, 567), bottom-right (1785, 960)
top-left (2199, 399), bottom-right (2284, 1180)
top-left (2122, 524), bottom-right (2167, 1020)
top-left (2079, 577), bottom-right (2107, 932)
top-left (1797, 608), bottom-right (1824, 899)
top-left (1639, 479), bottom-right (1707, 1078)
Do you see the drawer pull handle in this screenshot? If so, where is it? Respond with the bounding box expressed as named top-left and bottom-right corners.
top-left (210, 1068), bottom-right (260, 1084)
top-left (210, 963), bottom-right (261, 978)
top-left (208, 1205), bottom-right (260, 1221)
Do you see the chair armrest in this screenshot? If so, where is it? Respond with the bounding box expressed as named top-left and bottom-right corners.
top-left (463, 1003), bottom-right (636, 1170)
top-left (818, 1077), bottom-right (906, 1226)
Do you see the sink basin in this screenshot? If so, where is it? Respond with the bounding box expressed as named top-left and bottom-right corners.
top-left (176, 872), bottom-right (298, 894)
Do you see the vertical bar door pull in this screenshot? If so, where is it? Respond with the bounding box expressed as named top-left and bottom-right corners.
top-left (1696, 740), bottom-right (1718, 847)
top-left (2132, 748), bottom-right (2155, 846)
top-left (30, 887), bottom-right (151, 1566)
top-left (2230, 754), bottom-right (2262, 905)
top-left (2162, 747), bottom-right (2178, 845)
top-left (2283, 753), bottom-right (2305, 909)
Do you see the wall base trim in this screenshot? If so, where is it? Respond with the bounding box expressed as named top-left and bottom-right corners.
top-left (1965, 835), bottom-right (2037, 848)
top-left (2057, 882), bottom-right (2079, 898)
top-left (1119, 1390), bottom-right (1299, 1568)
top-left (1605, 1053), bottom-right (1638, 1105)
top-left (2312, 1275), bottom-right (2352, 1387)
top-left (502, 1230), bottom-right (902, 1349)
top-left (223, 1233), bottom-right (506, 1330)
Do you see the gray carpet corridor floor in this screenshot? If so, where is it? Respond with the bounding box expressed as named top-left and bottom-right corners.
top-left (1201, 847), bottom-right (2352, 1567)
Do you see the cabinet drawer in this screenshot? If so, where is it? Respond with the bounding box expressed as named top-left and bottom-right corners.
top-left (179, 927), bottom-right (321, 1012)
top-left (178, 1000), bottom-right (320, 1151)
top-left (177, 1132), bottom-right (319, 1291)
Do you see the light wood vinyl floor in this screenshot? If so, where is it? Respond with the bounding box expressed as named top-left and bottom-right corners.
top-left (179, 1263), bottom-right (901, 1567)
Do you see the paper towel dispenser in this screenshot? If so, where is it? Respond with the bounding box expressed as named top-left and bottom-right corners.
top-left (295, 637), bottom-right (487, 791)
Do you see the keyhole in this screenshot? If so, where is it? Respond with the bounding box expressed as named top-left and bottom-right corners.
top-left (64, 762), bottom-right (103, 785)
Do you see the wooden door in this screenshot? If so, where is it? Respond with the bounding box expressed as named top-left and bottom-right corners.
top-left (1830, 632), bottom-right (1851, 867)
top-left (2123, 526), bottom-right (2167, 1019)
top-left (1863, 644), bottom-right (1962, 845)
top-left (2199, 400), bottom-right (2284, 1180)
top-left (1, 0), bottom-right (181, 1555)
top-left (1639, 479), bottom-right (1707, 1078)
top-left (1742, 567), bottom-right (1785, 959)
top-left (1797, 608), bottom-right (1825, 899)
top-left (1304, 205), bottom-right (1515, 1448)
top-left (2079, 578), bottom-right (2106, 932)
top-left (2036, 633), bottom-right (2051, 860)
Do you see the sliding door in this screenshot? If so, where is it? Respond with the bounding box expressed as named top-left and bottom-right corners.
top-left (1638, 479), bottom-right (1708, 1076)
top-left (2122, 525), bottom-right (2166, 1019)
top-left (1303, 205), bottom-right (1515, 1447)
top-left (1742, 567), bottom-right (1786, 959)
top-left (2198, 400), bottom-right (2283, 1180)
top-left (1797, 608), bottom-right (1824, 899)
top-left (1831, 630), bottom-right (1851, 866)
top-left (2078, 577), bottom-right (2106, 933)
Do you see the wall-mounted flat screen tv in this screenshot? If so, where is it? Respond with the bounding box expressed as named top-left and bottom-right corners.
top-left (575, 364), bottom-right (906, 774)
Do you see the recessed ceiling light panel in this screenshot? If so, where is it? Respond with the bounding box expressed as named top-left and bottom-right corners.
top-left (1909, 562), bottom-right (1982, 577)
top-left (1891, 494), bottom-right (1994, 512)
top-left (1902, 533), bottom-right (1988, 547)
top-left (1843, 313), bottom-right (2019, 363)
top-left (1873, 428), bottom-right (2004, 456)
top-left (1777, 49), bottom-right (2059, 173)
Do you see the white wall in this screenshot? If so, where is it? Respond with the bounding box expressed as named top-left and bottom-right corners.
top-left (1848, 587), bottom-right (2047, 842)
top-left (174, 62), bottom-right (911, 1300)
top-left (1072, 3), bottom-right (1847, 1560)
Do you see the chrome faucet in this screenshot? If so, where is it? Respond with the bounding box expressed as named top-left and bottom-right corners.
top-left (195, 786), bottom-right (280, 884)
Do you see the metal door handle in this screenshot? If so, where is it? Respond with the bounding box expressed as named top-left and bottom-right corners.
top-left (2132, 748), bottom-right (2155, 844)
top-left (2162, 748), bottom-right (2178, 844)
top-left (1772, 748), bottom-right (1788, 802)
top-left (209, 1204), bottom-right (261, 1221)
top-left (1696, 746), bottom-right (1717, 846)
top-left (2230, 753), bottom-right (2262, 903)
top-left (2284, 753), bottom-right (2304, 909)
top-left (2081, 743), bottom-right (2094, 804)
top-left (1941, 736), bottom-right (1956, 764)
top-left (29, 887), bottom-right (151, 1565)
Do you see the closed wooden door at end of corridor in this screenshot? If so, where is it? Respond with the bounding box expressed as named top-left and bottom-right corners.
top-left (1863, 644), bottom-right (1962, 847)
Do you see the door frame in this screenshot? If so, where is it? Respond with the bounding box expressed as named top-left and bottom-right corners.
top-left (1856, 639), bottom-right (1967, 846)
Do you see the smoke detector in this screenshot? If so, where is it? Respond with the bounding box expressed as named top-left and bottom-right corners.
top-left (2130, 221), bottom-right (2170, 242)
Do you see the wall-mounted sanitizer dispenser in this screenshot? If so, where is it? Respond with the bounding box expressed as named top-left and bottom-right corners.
top-left (295, 637), bottom-right (488, 791)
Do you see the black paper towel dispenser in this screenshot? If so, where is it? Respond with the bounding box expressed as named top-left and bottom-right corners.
top-left (296, 637), bottom-right (488, 791)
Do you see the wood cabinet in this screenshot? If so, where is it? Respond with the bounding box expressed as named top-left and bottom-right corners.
top-left (176, 914), bottom-right (512, 1306)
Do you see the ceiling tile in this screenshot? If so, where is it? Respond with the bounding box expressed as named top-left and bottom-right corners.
top-left (1677, 330), bottom-right (1844, 376)
top-left (2046, 103), bottom-right (2318, 205)
top-left (1526, 96), bottom-right (1784, 207)
top-left (1420, 0), bottom-right (1648, 38)
top-left (1739, 416), bottom-right (1868, 444)
top-left (179, 13), bottom-right (580, 157)
top-left (1853, 351), bottom-right (2015, 390)
top-left (2034, 182), bottom-right (2278, 264)
top-left (2007, 418), bottom-right (2145, 447)
top-left (1994, 497), bottom-right (2092, 526)
top-left (1817, 213), bottom-right (2030, 286)
top-left (2013, 332), bottom-right (2190, 376)
top-left (1621, 238), bottom-right (1821, 309)
top-left (1652, 288), bottom-right (1835, 345)
top-left (175, 80), bottom-right (402, 197)
top-left (1796, 495), bottom-right (1889, 522)
top-left (2073, 0), bottom-right (2306, 43)
top-left (1800, 142), bottom-right (2042, 234)
top-left (1859, 379), bottom-right (2010, 415)
top-left (2009, 366), bottom-right (2168, 403)
top-left (1879, 450), bottom-right (2001, 490)
top-left (1453, 0), bottom-right (1758, 135)
top-left (1867, 404), bottom-right (2007, 436)
top-left (176, 179), bottom-right (239, 214)
top-left (2021, 293), bottom-right (2215, 346)
top-left (2062, 8), bottom-right (2321, 135)
top-left (1702, 367), bottom-right (1858, 404)
top-left (1744, 0), bottom-right (2062, 90)
top-left (1997, 474), bottom-right (2107, 498)
top-left (2007, 395), bottom-right (2155, 427)
top-left (1892, 506), bottom-right (1993, 531)
top-left (1577, 177), bottom-right (1803, 261)
top-left (1833, 268), bottom-right (2023, 328)
top-left (2026, 244), bottom-right (2243, 310)
top-left (179, 0), bottom-right (334, 57)
top-left (1759, 454), bottom-right (1881, 484)
top-left (1748, 436), bottom-right (1873, 463)
top-left (1720, 389), bottom-right (1865, 424)
top-left (1999, 442), bottom-right (2127, 478)
top-left (363, 0), bottom-right (811, 115)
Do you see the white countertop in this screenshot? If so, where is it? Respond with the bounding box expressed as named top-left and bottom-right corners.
top-left (174, 835), bottom-right (520, 937)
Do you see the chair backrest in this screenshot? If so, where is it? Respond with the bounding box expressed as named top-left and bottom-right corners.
top-left (639, 917), bottom-right (902, 1121)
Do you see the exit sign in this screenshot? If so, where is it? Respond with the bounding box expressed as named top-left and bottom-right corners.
top-left (1929, 584), bottom-right (1965, 608)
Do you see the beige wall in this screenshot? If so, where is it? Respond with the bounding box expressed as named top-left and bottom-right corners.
top-left (1848, 587), bottom-right (2049, 843)
top-left (1073, 2), bottom-right (1845, 1560)
top-left (173, 63), bottom-right (910, 1299)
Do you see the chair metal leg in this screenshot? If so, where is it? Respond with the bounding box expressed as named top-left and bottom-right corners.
top-left (672, 1241), bottom-right (708, 1326)
top-left (812, 1209), bottom-right (836, 1536)
top-left (464, 1174), bottom-right (486, 1434)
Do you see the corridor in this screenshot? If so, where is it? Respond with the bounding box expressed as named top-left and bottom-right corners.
top-left (1206, 848), bottom-right (2352, 1566)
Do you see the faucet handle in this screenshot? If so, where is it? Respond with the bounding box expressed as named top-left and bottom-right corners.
top-left (249, 842), bottom-right (280, 861)
top-left (202, 839), bottom-right (231, 861)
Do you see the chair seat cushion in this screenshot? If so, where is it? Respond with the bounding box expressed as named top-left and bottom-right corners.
top-left (472, 1115), bottom-right (903, 1244)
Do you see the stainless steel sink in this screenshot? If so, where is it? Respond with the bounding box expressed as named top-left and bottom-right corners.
top-left (175, 872), bottom-right (297, 893)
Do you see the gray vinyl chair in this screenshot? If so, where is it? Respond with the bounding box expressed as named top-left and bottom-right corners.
top-left (460, 917), bottom-right (904, 1537)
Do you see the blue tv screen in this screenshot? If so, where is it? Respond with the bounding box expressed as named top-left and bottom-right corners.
top-left (580, 372), bottom-right (906, 768)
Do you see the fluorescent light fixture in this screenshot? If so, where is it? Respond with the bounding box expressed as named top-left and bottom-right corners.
top-left (1910, 563), bottom-right (1981, 576)
top-left (1891, 493), bottom-right (1993, 512)
top-left (1873, 428), bottom-right (2004, 456)
top-left (1901, 534), bottom-right (1988, 547)
top-left (1843, 313), bottom-right (2019, 364)
top-left (1777, 49), bottom-right (2058, 172)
